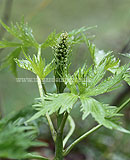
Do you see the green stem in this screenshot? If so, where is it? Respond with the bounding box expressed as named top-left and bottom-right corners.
top-left (25, 153), bottom-right (49, 160)
top-left (54, 134), bottom-right (63, 160)
top-left (63, 115), bottom-right (75, 148)
top-left (37, 44), bottom-right (42, 61)
top-left (54, 113), bottom-right (64, 160)
top-left (58, 112), bottom-right (68, 133)
top-left (42, 82), bottom-right (47, 95)
top-left (116, 98), bottom-right (130, 113)
top-left (37, 45), bottom-right (56, 142)
top-left (63, 124), bottom-right (102, 156)
top-left (37, 74), bottom-right (56, 142)
top-left (63, 98), bottom-right (130, 157)
top-left (54, 76), bottom-right (66, 160)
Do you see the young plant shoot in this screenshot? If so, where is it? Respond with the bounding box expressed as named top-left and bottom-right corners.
top-left (0, 19), bottom-right (130, 160)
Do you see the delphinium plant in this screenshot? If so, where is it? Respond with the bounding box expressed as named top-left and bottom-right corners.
top-left (0, 19), bottom-right (130, 160)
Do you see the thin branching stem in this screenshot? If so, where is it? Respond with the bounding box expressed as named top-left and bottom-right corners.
top-left (63, 124), bottom-right (102, 156)
top-left (37, 45), bottom-right (56, 142)
top-left (63, 115), bottom-right (75, 148)
top-left (25, 153), bottom-right (49, 160)
top-left (63, 97), bottom-right (130, 156)
top-left (117, 98), bottom-right (130, 113)
top-left (37, 44), bottom-right (42, 61)
top-left (42, 82), bottom-right (47, 95)
top-left (58, 112), bottom-right (68, 134)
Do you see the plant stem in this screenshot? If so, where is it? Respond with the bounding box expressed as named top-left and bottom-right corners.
top-left (42, 82), bottom-right (47, 95)
top-left (63, 124), bottom-right (102, 156)
top-left (63, 115), bottom-right (75, 148)
top-left (63, 97), bottom-right (130, 156)
top-left (54, 79), bottom-right (66, 160)
top-left (37, 74), bottom-right (56, 142)
top-left (58, 112), bottom-right (68, 133)
top-left (116, 98), bottom-right (130, 113)
top-left (54, 113), bottom-right (64, 160)
top-left (37, 44), bottom-right (42, 61)
top-left (37, 45), bottom-right (56, 142)
top-left (25, 153), bottom-right (49, 160)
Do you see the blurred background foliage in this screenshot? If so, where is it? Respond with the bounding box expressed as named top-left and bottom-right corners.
top-left (0, 0), bottom-right (130, 160)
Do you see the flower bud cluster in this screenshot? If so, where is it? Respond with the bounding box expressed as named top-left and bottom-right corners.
top-left (54, 32), bottom-right (70, 67)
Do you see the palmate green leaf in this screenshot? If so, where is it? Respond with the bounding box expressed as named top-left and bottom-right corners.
top-left (86, 62), bottom-right (106, 89)
top-left (83, 34), bottom-right (120, 73)
top-left (64, 63), bottom-right (107, 95)
top-left (0, 47), bottom-right (21, 76)
top-left (82, 64), bottom-right (129, 97)
top-left (80, 97), bottom-right (130, 134)
top-left (80, 97), bottom-right (106, 120)
top-left (0, 19), bottom-right (38, 48)
top-left (64, 43), bottom-right (122, 95)
top-left (27, 93), bottom-right (78, 122)
top-left (15, 50), bottom-right (54, 79)
top-left (86, 54), bottom-right (121, 89)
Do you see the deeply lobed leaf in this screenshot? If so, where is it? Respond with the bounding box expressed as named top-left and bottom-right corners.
top-left (83, 64), bottom-right (129, 97)
top-left (80, 97), bottom-right (130, 134)
top-left (0, 19), bottom-right (38, 48)
top-left (27, 93), bottom-right (78, 122)
top-left (15, 50), bottom-right (54, 79)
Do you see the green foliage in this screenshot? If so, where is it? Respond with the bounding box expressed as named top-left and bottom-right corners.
top-left (0, 111), bottom-right (47, 159)
top-left (68, 26), bottom-right (97, 45)
top-left (0, 19), bottom-right (39, 76)
top-left (0, 47), bottom-right (21, 76)
top-left (80, 97), bottom-right (130, 133)
top-left (0, 124), bottom-right (35, 159)
top-left (121, 53), bottom-right (130, 85)
top-left (41, 26), bottom-right (95, 49)
top-left (82, 64), bottom-right (129, 97)
top-left (0, 19), bottom-right (39, 48)
top-left (0, 40), bottom-right (22, 48)
top-left (1, 19), bottom-right (130, 159)
top-left (28, 33), bottom-right (130, 134)
top-left (124, 72), bottom-right (130, 85)
top-left (63, 56), bottom-right (128, 96)
top-left (83, 34), bottom-right (120, 72)
top-left (15, 49), bottom-right (54, 79)
top-left (41, 31), bottom-right (61, 49)
top-left (122, 53), bottom-right (130, 58)
top-left (27, 93), bottom-right (78, 122)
